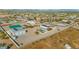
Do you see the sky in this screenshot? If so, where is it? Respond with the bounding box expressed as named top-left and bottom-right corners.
top-left (0, 0), bottom-right (79, 9)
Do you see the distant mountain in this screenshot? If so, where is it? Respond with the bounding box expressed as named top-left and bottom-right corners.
top-left (0, 9), bottom-right (79, 13)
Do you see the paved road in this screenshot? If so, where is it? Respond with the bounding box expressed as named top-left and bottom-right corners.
top-left (0, 26), bottom-right (20, 48)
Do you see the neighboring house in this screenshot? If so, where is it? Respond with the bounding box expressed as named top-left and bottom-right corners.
top-left (74, 22), bottom-right (79, 27)
top-left (27, 20), bottom-right (36, 26)
top-left (7, 25), bottom-right (26, 40)
top-left (0, 18), bottom-right (18, 26)
top-left (62, 20), bottom-right (68, 23)
top-left (39, 25), bottom-right (49, 32)
top-left (0, 23), bottom-right (11, 26)
top-left (57, 22), bottom-right (69, 27)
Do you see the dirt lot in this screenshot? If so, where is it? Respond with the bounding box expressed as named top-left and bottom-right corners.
top-left (23, 27), bottom-right (79, 49)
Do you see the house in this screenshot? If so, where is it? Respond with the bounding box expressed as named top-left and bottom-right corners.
top-left (26, 20), bottom-right (36, 26)
top-left (62, 20), bottom-right (68, 23)
top-left (39, 25), bottom-right (48, 33)
top-left (0, 23), bottom-right (11, 26)
top-left (40, 25), bottom-right (48, 30)
top-left (7, 25), bottom-right (26, 40)
top-left (57, 22), bottom-right (69, 27)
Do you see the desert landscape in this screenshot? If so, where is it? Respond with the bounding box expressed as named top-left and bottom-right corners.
top-left (0, 9), bottom-right (79, 49)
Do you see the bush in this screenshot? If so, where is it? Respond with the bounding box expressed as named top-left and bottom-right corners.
top-left (35, 31), bottom-right (39, 34)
